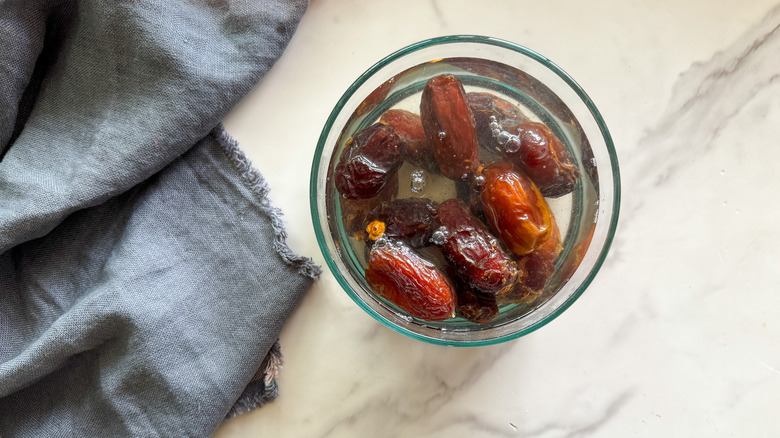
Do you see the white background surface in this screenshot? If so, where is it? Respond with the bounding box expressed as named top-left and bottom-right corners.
top-left (214, 0), bottom-right (780, 436)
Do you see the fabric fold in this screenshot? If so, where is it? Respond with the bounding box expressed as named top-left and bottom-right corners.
top-left (1, 1), bottom-right (318, 436)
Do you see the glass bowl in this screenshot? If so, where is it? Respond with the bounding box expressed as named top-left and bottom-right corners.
top-left (310, 35), bottom-right (620, 346)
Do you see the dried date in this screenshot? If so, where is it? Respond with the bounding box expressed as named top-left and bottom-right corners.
top-left (340, 173), bottom-right (398, 238)
top-left (480, 162), bottom-right (553, 256)
top-left (466, 92), bottom-right (528, 152)
top-left (433, 199), bottom-right (518, 295)
top-left (420, 74), bottom-right (480, 180)
top-left (380, 109), bottom-right (436, 171)
top-left (335, 123), bottom-right (407, 199)
top-left (365, 240), bottom-right (456, 321)
top-left (366, 198), bottom-right (437, 248)
top-left (457, 288), bottom-right (499, 323)
top-left (504, 218), bottom-right (563, 304)
top-left (491, 120), bottom-right (579, 198)
top-left (449, 268), bottom-right (499, 323)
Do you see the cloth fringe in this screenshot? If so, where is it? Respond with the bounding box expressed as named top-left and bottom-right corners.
top-left (225, 340), bottom-right (284, 419)
top-left (213, 124), bottom-right (322, 280)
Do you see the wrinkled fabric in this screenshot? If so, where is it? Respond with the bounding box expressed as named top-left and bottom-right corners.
top-left (0, 1), bottom-right (318, 436)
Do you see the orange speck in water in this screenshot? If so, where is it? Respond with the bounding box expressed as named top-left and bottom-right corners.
top-left (366, 220), bottom-right (386, 240)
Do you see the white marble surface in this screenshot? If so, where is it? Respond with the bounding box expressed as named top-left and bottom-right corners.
top-left (215, 0), bottom-right (780, 436)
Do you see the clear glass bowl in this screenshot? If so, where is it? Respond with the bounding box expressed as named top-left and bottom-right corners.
top-left (310, 35), bottom-right (620, 346)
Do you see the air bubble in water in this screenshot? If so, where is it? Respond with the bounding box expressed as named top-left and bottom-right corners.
top-left (410, 169), bottom-right (426, 193)
top-left (504, 137), bottom-right (521, 153)
top-left (429, 227), bottom-right (448, 246)
top-left (489, 116), bottom-right (502, 138)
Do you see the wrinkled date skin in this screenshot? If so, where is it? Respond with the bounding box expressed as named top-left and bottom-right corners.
top-left (434, 199), bottom-right (518, 295)
top-left (457, 287), bottom-right (499, 323)
top-left (449, 268), bottom-right (499, 323)
top-left (481, 162), bottom-right (553, 256)
top-left (503, 218), bottom-right (563, 305)
top-left (365, 241), bottom-right (456, 321)
top-left (366, 198), bottom-right (437, 248)
top-left (466, 92), bottom-right (528, 152)
top-left (340, 173), bottom-right (398, 238)
top-left (503, 122), bottom-right (579, 198)
top-left (420, 74), bottom-right (480, 180)
top-left (380, 109), bottom-right (436, 171)
top-left (335, 123), bottom-right (407, 199)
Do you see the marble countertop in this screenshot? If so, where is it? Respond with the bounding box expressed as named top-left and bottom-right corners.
top-left (214, 0), bottom-right (780, 436)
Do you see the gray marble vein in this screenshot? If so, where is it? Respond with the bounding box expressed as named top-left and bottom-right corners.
top-left (629, 5), bottom-right (780, 192)
top-left (478, 389), bottom-right (635, 438)
top-left (312, 343), bottom-right (512, 438)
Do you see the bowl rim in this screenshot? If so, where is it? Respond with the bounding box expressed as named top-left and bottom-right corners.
top-left (310, 34), bottom-right (621, 346)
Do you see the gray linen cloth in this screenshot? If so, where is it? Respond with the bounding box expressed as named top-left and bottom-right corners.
top-left (0, 0), bottom-right (320, 436)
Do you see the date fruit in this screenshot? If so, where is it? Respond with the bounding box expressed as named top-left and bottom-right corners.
top-left (480, 162), bottom-right (553, 256)
top-left (420, 74), bottom-right (480, 180)
top-left (380, 109), bottom-right (436, 171)
top-left (335, 123), bottom-right (407, 199)
top-left (450, 268), bottom-right (499, 323)
top-left (365, 240), bottom-right (456, 321)
top-left (488, 118), bottom-right (579, 198)
top-left (457, 287), bottom-right (499, 323)
top-left (466, 92), bottom-right (528, 152)
top-left (433, 199), bottom-right (518, 295)
top-left (504, 218), bottom-right (563, 304)
top-left (366, 198), bottom-right (437, 248)
top-left (340, 173), bottom-right (398, 238)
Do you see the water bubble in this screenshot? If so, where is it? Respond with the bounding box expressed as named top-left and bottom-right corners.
top-left (496, 131), bottom-right (510, 145)
top-left (410, 169), bottom-right (426, 193)
top-left (438, 131), bottom-right (447, 141)
top-left (430, 227), bottom-right (448, 246)
top-left (373, 236), bottom-right (389, 247)
top-left (504, 137), bottom-right (521, 153)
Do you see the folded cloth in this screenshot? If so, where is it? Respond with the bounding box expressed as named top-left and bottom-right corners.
top-left (0, 1), bottom-right (319, 436)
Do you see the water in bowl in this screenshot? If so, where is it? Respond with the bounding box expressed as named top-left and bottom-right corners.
top-left (326, 57), bottom-right (599, 330)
